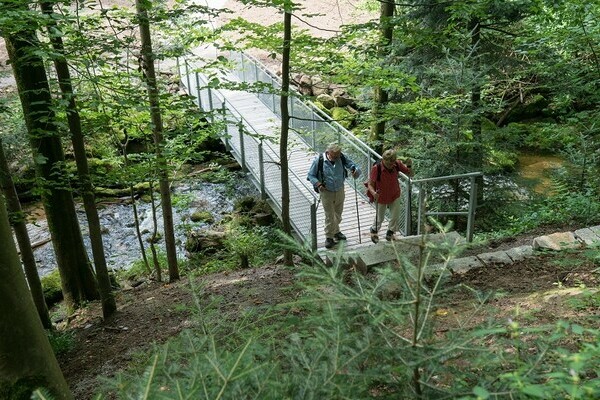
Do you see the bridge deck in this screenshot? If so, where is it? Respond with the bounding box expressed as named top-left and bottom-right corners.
top-left (181, 55), bottom-right (377, 249)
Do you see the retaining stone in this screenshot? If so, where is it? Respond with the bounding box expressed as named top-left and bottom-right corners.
top-left (446, 256), bottom-right (482, 274)
top-left (505, 245), bottom-right (534, 262)
top-left (574, 227), bottom-right (600, 246)
top-left (532, 231), bottom-right (581, 251)
top-left (477, 250), bottom-right (513, 265)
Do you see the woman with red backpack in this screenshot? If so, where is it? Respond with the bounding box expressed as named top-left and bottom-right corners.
top-left (366, 149), bottom-right (412, 243)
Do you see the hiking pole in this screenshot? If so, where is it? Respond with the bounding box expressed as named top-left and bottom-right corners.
top-left (353, 174), bottom-right (362, 243)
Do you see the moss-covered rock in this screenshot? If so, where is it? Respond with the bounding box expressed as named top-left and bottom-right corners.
top-left (190, 210), bottom-right (214, 223)
top-left (331, 107), bottom-right (354, 129)
top-left (40, 270), bottom-right (62, 308)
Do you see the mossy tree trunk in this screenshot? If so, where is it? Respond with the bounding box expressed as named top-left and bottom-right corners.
top-left (41, 0), bottom-right (116, 318)
top-left (4, 28), bottom-right (99, 310)
top-left (0, 139), bottom-right (52, 329)
top-left (0, 196), bottom-right (73, 400)
top-left (369, 0), bottom-right (394, 152)
top-left (136, 0), bottom-right (179, 281)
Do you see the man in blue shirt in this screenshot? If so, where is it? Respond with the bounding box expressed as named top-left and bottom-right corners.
top-left (307, 143), bottom-right (361, 249)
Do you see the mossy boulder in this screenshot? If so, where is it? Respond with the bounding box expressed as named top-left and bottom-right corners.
top-left (331, 107), bottom-right (354, 129)
top-left (190, 209), bottom-right (214, 223)
top-left (40, 270), bottom-right (63, 308)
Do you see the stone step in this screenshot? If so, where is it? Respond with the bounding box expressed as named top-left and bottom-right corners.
top-left (318, 231), bottom-right (466, 271)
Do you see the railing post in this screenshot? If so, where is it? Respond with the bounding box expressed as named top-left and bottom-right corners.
top-left (467, 176), bottom-right (477, 242)
top-left (206, 87), bottom-right (215, 125)
top-left (258, 139), bottom-right (266, 199)
top-left (417, 183), bottom-right (425, 235)
top-left (184, 60), bottom-right (191, 94)
top-left (312, 118), bottom-right (316, 150)
top-left (404, 178), bottom-right (412, 236)
top-left (311, 202), bottom-right (318, 251)
top-left (238, 120), bottom-right (246, 171)
top-left (221, 102), bottom-right (231, 152)
top-left (195, 72), bottom-right (202, 109)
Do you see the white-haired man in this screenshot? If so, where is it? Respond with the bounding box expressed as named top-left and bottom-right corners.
top-left (307, 143), bottom-right (361, 249)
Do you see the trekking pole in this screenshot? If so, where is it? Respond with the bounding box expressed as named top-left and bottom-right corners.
top-left (353, 174), bottom-right (362, 243)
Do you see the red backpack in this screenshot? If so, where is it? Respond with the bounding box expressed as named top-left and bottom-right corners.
top-left (363, 160), bottom-right (401, 203)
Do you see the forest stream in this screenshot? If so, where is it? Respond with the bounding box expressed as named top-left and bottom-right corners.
top-left (21, 174), bottom-right (257, 277)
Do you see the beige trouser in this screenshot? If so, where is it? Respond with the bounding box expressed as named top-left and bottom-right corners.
top-left (371, 196), bottom-right (402, 233)
top-left (320, 188), bottom-right (345, 238)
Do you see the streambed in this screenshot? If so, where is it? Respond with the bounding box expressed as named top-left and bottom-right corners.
top-left (22, 174), bottom-right (257, 277)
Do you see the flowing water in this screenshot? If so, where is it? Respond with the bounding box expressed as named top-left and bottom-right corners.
top-left (23, 175), bottom-right (257, 277)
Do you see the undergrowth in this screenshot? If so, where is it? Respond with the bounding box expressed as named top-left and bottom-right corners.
top-left (93, 232), bottom-right (600, 399)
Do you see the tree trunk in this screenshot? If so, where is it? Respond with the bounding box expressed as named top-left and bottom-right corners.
top-left (4, 29), bottom-right (99, 311)
top-left (369, 0), bottom-right (395, 152)
top-left (0, 196), bottom-right (73, 400)
top-left (469, 18), bottom-right (484, 204)
top-left (280, 9), bottom-right (293, 265)
top-left (121, 135), bottom-right (151, 273)
top-left (0, 139), bottom-right (52, 330)
top-left (41, 1), bottom-right (116, 318)
top-left (136, 0), bottom-right (179, 281)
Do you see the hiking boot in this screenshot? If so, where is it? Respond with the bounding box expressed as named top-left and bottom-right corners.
top-left (370, 228), bottom-right (379, 244)
top-left (385, 230), bottom-right (396, 241)
top-left (334, 232), bottom-right (347, 241)
top-left (325, 238), bottom-right (336, 249)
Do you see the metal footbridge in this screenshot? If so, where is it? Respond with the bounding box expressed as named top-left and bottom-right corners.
top-left (179, 49), bottom-right (481, 253)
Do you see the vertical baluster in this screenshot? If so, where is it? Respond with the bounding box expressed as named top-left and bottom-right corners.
top-left (417, 183), bottom-right (425, 235)
top-left (184, 60), bottom-right (191, 95)
top-left (404, 177), bottom-right (412, 236)
top-left (311, 202), bottom-right (318, 251)
top-left (239, 120), bottom-right (246, 171)
top-left (195, 72), bottom-right (202, 109)
top-left (467, 176), bottom-right (477, 243)
top-left (258, 139), bottom-right (266, 200)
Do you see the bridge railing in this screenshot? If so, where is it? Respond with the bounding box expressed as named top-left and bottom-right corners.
top-left (180, 59), bottom-right (319, 247)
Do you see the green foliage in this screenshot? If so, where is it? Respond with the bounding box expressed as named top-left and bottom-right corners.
top-left (477, 190), bottom-right (600, 241)
top-left (40, 270), bottom-right (63, 308)
top-left (47, 330), bottom-right (75, 355)
top-left (97, 236), bottom-right (600, 399)
top-left (224, 226), bottom-right (267, 269)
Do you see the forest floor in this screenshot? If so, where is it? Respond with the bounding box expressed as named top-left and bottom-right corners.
top-left (56, 224), bottom-right (600, 399)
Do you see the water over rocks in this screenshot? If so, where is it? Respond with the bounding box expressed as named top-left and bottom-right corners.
top-left (24, 174), bottom-right (258, 277)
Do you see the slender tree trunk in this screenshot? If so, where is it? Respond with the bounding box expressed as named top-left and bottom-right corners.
top-left (0, 139), bottom-right (52, 329)
top-left (469, 18), bottom-right (484, 204)
top-left (41, 1), bottom-right (116, 318)
top-left (0, 196), bottom-right (73, 400)
top-left (4, 30), bottom-right (99, 310)
top-left (280, 9), bottom-right (293, 265)
top-left (369, 0), bottom-right (395, 152)
top-left (136, 0), bottom-right (179, 281)
top-left (148, 181), bottom-right (163, 282)
top-left (121, 136), bottom-right (151, 273)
